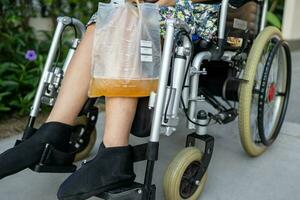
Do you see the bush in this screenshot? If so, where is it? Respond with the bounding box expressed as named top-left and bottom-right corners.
top-left (267, 0), bottom-right (285, 29)
top-left (40, 0), bottom-right (102, 23)
top-left (0, 1), bottom-right (51, 118)
top-left (0, 0), bottom-right (105, 119)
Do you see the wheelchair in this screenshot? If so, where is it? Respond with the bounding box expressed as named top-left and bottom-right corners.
top-left (15, 0), bottom-right (291, 199)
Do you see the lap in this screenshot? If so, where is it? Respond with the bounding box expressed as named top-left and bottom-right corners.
top-left (86, 2), bottom-right (220, 41)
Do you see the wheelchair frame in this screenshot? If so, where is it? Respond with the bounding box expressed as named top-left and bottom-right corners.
top-left (20, 0), bottom-right (278, 199)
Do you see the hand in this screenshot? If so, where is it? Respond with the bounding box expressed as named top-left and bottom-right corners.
top-left (128, 0), bottom-right (143, 3)
top-left (156, 0), bottom-right (176, 6)
top-left (143, 0), bottom-right (160, 2)
top-left (128, 0), bottom-right (160, 3)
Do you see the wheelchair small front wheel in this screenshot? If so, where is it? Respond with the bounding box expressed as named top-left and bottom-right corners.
top-left (70, 116), bottom-right (97, 161)
top-left (163, 147), bottom-right (208, 200)
top-left (239, 27), bottom-right (291, 157)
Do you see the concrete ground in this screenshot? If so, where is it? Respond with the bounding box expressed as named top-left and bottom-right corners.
top-left (0, 50), bottom-right (300, 200)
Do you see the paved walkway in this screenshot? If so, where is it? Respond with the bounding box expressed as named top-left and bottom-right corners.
top-left (0, 51), bottom-right (299, 200)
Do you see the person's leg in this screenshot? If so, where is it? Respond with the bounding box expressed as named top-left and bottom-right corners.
top-left (56, 20), bottom-right (140, 198)
top-left (46, 25), bottom-right (95, 125)
top-left (0, 25), bottom-right (97, 180)
top-left (103, 97), bottom-right (138, 147)
top-left (47, 24), bottom-right (138, 148)
top-left (56, 99), bottom-right (138, 199)
top-left (0, 24), bottom-right (137, 180)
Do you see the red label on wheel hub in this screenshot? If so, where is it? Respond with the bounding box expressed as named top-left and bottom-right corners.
top-left (268, 83), bottom-right (276, 102)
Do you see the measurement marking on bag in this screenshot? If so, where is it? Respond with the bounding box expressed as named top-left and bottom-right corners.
top-left (141, 40), bottom-right (153, 48)
top-left (141, 55), bottom-right (153, 62)
top-left (141, 47), bottom-right (153, 55)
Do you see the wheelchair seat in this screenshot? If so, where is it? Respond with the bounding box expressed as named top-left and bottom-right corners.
top-left (229, 0), bottom-right (253, 8)
top-left (200, 0), bottom-right (252, 8)
top-left (193, 1), bottom-right (260, 53)
top-left (226, 1), bottom-right (260, 39)
top-left (199, 0), bottom-right (221, 4)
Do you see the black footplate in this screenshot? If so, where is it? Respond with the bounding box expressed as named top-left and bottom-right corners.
top-left (15, 140), bottom-right (77, 173)
top-left (30, 143), bottom-right (76, 173)
top-left (31, 162), bottom-right (76, 173)
top-left (15, 125), bottom-right (76, 173)
top-left (96, 182), bottom-right (156, 200)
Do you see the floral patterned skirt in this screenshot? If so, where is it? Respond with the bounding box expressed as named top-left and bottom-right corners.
top-left (87, 1), bottom-right (220, 41)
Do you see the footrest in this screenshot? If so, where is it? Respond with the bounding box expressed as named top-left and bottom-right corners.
top-left (96, 182), bottom-right (156, 200)
top-left (30, 163), bottom-right (76, 173)
top-left (14, 125), bottom-right (76, 173)
top-left (31, 143), bottom-right (77, 173)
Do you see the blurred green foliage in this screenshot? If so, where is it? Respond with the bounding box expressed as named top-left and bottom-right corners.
top-left (40, 0), bottom-right (106, 23)
top-left (0, 0), bottom-right (104, 119)
top-left (0, 0), bottom-right (50, 118)
top-left (267, 0), bottom-right (285, 29)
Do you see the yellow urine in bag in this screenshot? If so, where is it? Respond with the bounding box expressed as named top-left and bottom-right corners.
top-left (88, 78), bottom-right (158, 97)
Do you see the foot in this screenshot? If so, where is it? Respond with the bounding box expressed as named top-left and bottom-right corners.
top-left (57, 143), bottom-right (136, 200)
top-left (0, 122), bottom-right (73, 179)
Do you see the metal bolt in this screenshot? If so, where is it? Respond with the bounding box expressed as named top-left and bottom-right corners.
top-left (137, 189), bottom-right (143, 194)
top-left (207, 148), bottom-right (211, 154)
top-left (184, 48), bottom-right (191, 56)
top-left (83, 160), bottom-right (87, 164)
top-left (91, 116), bottom-right (95, 121)
top-left (195, 180), bottom-right (200, 185)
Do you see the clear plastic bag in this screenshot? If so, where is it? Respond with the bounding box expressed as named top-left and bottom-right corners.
top-left (88, 1), bottom-right (161, 97)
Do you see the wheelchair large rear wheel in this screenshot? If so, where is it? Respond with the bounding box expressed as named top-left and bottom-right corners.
top-left (163, 147), bottom-right (208, 200)
top-left (239, 27), bottom-right (291, 157)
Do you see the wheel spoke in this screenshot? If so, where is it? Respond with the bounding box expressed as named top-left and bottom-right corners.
top-left (182, 174), bottom-right (193, 181)
top-left (277, 92), bottom-right (286, 97)
top-left (264, 108), bottom-right (273, 138)
top-left (264, 100), bottom-right (274, 113)
top-left (181, 179), bottom-right (190, 190)
top-left (250, 104), bottom-right (260, 142)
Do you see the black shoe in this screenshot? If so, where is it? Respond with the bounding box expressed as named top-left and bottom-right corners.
top-left (0, 122), bottom-right (73, 179)
top-left (57, 143), bottom-right (136, 200)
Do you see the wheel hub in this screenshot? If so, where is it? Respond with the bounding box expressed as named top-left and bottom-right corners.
top-left (180, 161), bottom-right (201, 199)
top-left (267, 83), bottom-right (276, 102)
